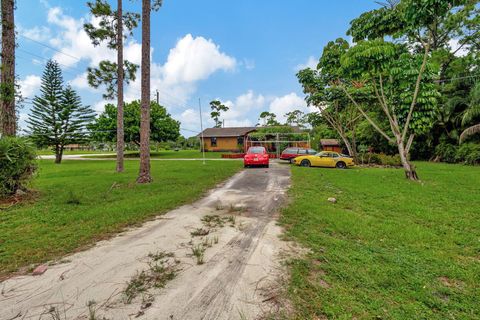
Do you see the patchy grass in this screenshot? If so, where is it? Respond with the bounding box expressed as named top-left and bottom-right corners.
top-left (281, 162), bottom-right (480, 319)
top-left (83, 150), bottom-right (230, 159)
top-left (0, 160), bottom-right (241, 277)
top-left (123, 251), bottom-right (178, 304)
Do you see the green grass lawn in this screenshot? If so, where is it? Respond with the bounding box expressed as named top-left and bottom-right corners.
top-left (0, 160), bottom-right (241, 277)
top-left (36, 149), bottom-right (114, 155)
top-left (281, 162), bottom-right (480, 319)
top-left (83, 150), bottom-right (226, 159)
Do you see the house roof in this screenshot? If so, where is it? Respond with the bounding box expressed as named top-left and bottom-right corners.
top-left (320, 139), bottom-right (340, 146)
top-left (198, 127), bottom-right (257, 138)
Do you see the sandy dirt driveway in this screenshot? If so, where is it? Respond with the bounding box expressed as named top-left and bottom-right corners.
top-left (0, 162), bottom-right (291, 320)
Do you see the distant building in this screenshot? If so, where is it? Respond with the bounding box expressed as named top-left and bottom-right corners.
top-left (320, 139), bottom-right (342, 153)
top-left (198, 127), bottom-right (257, 152)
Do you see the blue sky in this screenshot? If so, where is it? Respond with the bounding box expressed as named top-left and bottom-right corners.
top-left (16, 0), bottom-right (377, 136)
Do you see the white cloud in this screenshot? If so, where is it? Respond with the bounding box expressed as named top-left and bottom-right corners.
top-left (242, 58), bottom-right (255, 70)
top-left (269, 92), bottom-right (308, 123)
top-left (18, 25), bottom-right (51, 42)
top-left (162, 34), bottom-right (236, 85)
top-left (295, 56), bottom-right (318, 71)
top-left (19, 75), bottom-right (42, 98)
top-left (69, 72), bottom-right (93, 91)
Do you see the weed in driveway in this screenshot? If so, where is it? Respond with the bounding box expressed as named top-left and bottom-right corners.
top-left (190, 227), bottom-right (210, 237)
top-left (123, 251), bottom-right (178, 304)
top-left (191, 244), bottom-right (206, 265)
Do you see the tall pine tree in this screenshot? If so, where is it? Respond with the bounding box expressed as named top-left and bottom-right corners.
top-left (84, 0), bottom-right (140, 173)
top-left (27, 60), bottom-right (95, 164)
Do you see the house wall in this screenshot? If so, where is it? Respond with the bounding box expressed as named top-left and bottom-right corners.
top-left (322, 146), bottom-right (342, 153)
top-left (203, 137), bottom-right (242, 152)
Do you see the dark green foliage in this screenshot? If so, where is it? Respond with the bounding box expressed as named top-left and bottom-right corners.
top-left (26, 61), bottom-right (95, 163)
top-left (89, 100), bottom-right (180, 144)
top-left (87, 60), bottom-right (138, 100)
top-left (435, 142), bottom-right (458, 163)
top-left (0, 137), bottom-right (37, 197)
top-left (455, 143), bottom-right (480, 165)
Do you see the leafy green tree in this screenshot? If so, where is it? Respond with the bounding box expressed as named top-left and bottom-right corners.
top-left (209, 100), bottom-right (229, 128)
top-left (284, 110), bottom-right (306, 127)
top-left (84, 0), bottom-right (140, 172)
top-left (27, 61), bottom-right (95, 164)
top-left (258, 111), bottom-right (280, 126)
top-left (297, 38), bottom-right (362, 161)
top-left (89, 100), bottom-right (180, 145)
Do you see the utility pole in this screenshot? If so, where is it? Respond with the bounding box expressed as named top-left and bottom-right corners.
top-left (156, 89), bottom-right (159, 104)
top-left (199, 98), bottom-right (206, 165)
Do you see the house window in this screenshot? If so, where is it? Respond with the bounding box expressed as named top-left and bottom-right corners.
top-left (237, 136), bottom-right (244, 146)
top-left (211, 137), bottom-right (217, 147)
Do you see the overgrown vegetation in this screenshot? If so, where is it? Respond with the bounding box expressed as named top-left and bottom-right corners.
top-left (281, 162), bottom-right (480, 319)
top-left (0, 137), bottom-right (37, 197)
top-left (0, 160), bottom-right (241, 276)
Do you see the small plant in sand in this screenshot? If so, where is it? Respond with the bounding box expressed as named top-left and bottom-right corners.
top-left (190, 227), bottom-right (210, 237)
top-left (123, 251), bottom-right (178, 304)
top-left (191, 244), bottom-right (206, 265)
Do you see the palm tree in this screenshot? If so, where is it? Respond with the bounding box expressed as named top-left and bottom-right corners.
top-left (460, 83), bottom-right (480, 143)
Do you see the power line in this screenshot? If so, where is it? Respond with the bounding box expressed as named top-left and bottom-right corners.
top-left (18, 34), bottom-right (82, 62)
top-left (17, 48), bottom-right (85, 75)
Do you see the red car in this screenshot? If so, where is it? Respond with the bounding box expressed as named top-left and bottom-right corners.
top-left (280, 147), bottom-right (317, 163)
top-left (244, 147), bottom-right (269, 168)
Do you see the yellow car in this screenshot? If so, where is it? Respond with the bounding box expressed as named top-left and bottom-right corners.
top-left (292, 151), bottom-right (355, 169)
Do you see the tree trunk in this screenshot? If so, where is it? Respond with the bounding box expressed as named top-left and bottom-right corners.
top-left (116, 0), bottom-right (124, 173)
top-left (397, 139), bottom-right (418, 181)
top-left (137, 0), bottom-right (152, 183)
top-left (1, 0), bottom-right (16, 136)
top-left (55, 145), bottom-right (63, 164)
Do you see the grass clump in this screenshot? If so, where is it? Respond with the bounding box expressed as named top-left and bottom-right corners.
top-left (281, 162), bottom-right (480, 319)
top-left (191, 244), bottom-right (205, 265)
top-left (123, 251), bottom-right (178, 304)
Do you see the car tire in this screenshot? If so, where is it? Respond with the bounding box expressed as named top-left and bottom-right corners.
top-left (266, 164), bottom-right (269, 168)
top-left (336, 161), bottom-right (346, 169)
top-left (300, 159), bottom-right (311, 167)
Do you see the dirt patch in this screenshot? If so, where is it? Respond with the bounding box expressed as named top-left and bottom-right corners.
top-left (0, 162), bottom-right (291, 320)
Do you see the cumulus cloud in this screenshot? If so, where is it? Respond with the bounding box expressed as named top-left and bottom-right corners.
top-left (269, 92), bottom-right (308, 123)
top-left (295, 56), bottom-right (318, 71)
top-left (19, 75), bottom-right (42, 98)
top-left (162, 34), bottom-right (236, 85)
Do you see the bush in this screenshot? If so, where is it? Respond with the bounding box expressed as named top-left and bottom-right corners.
top-left (0, 137), bottom-right (37, 197)
top-left (435, 143), bottom-right (458, 163)
top-left (456, 143), bottom-right (480, 165)
top-left (359, 152), bottom-right (402, 167)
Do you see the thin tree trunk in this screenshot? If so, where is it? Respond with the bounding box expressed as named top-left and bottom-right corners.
top-left (137, 0), bottom-right (152, 183)
top-left (1, 0), bottom-right (16, 136)
top-left (116, 0), bottom-right (124, 172)
top-left (397, 137), bottom-right (418, 181)
top-left (55, 145), bottom-right (63, 164)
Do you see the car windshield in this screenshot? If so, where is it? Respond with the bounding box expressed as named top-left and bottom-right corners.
top-left (248, 147), bottom-right (265, 154)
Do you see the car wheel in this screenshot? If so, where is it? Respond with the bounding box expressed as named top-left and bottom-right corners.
top-left (336, 161), bottom-right (346, 169)
top-left (266, 164), bottom-right (269, 168)
top-left (300, 160), bottom-right (311, 167)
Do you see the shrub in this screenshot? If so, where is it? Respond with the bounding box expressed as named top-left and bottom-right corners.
top-left (435, 143), bottom-right (458, 163)
top-left (0, 137), bottom-right (37, 197)
top-left (456, 143), bottom-right (480, 165)
top-left (359, 152), bottom-right (402, 167)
